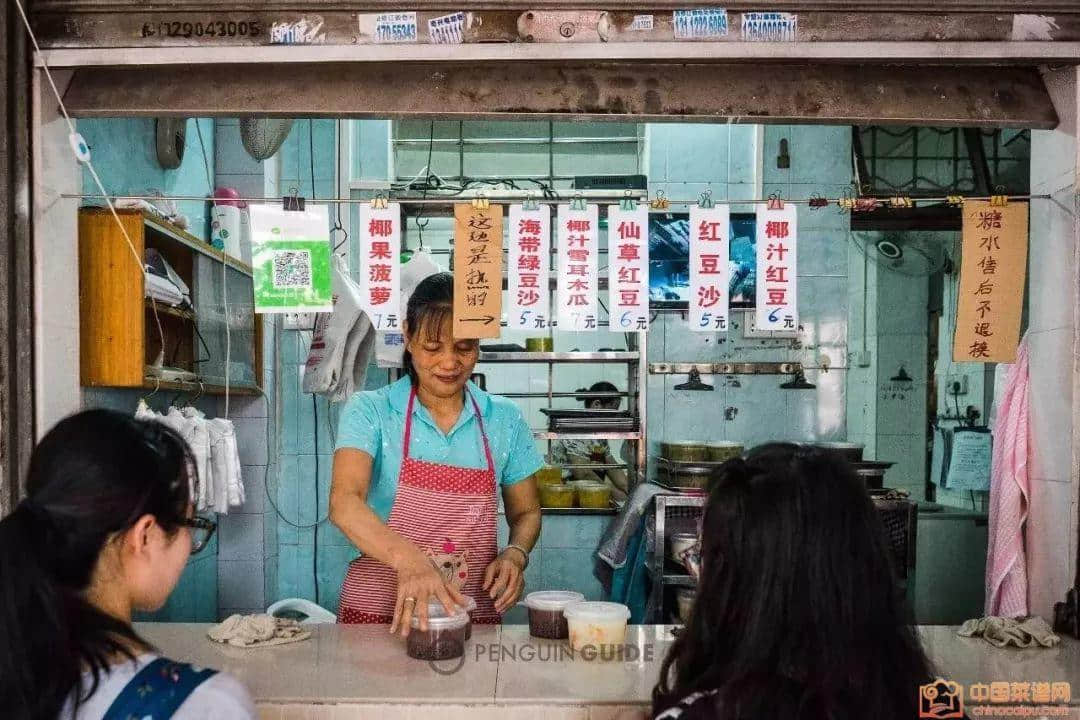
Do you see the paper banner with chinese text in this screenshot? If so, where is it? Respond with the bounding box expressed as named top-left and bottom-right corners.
top-left (689, 205), bottom-right (731, 332)
top-left (755, 203), bottom-right (798, 332)
top-left (953, 201), bottom-right (1028, 363)
top-left (508, 204), bottom-right (551, 333)
top-left (557, 204), bottom-right (599, 332)
top-left (358, 203), bottom-right (402, 331)
top-left (454, 203), bottom-right (504, 339)
top-left (607, 205), bottom-right (650, 333)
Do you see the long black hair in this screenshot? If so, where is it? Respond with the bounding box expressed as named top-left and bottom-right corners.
top-left (653, 443), bottom-right (933, 720)
top-left (402, 271), bottom-right (455, 386)
top-left (0, 409), bottom-right (196, 720)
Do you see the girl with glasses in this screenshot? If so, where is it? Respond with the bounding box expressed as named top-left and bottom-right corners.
top-left (0, 409), bottom-right (255, 720)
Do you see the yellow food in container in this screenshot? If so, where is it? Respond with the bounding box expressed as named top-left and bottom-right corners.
top-left (539, 483), bottom-right (575, 508)
top-left (563, 601), bottom-right (631, 653)
top-left (535, 466), bottom-right (563, 486)
top-left (575, 482), bottom-right (612, 509)
top-left (526, 337), bottom-right (554, 352)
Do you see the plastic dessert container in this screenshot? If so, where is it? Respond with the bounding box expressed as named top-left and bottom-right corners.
top-left (407, 608), bottom-right (469, 661)
top-left (705, 441), bottom-right (744, 462)
top-left (575, 481), bottom-right (612, 509)
top-left (535, 466), bottom-right (563, 486)
top-left (539, 483), bottom-right (575, 508)
top-left (522, 590), bottom-right (585, 639)
top-left (668, 532), bottom-right (699, 567)
top-left (563, 601), bottom-right (631, 653)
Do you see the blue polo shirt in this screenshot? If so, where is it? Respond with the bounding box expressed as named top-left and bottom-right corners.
top-left (335, 377), bottom-right (544, 522)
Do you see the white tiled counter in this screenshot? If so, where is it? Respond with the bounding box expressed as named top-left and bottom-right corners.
top-left (136, 624), bottom-right (1080, 720)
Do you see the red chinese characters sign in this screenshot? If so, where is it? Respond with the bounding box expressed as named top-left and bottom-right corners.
top-left (453, 203), bottom-right (504, 339)
top-left (755, 203), bottom-right (798, 332)
top-left (557, 204), bottom-right (599, 331)
top-left (358, 202), bottom-right (401, 330)
top-left (607, 205), bottom-right (649, 332)
top-left (508, 204), bottom-right (551, 332)
top-left (953, 201), bottom-right (1028, 363)
top-left (689, 205), bottom-right (730, 332)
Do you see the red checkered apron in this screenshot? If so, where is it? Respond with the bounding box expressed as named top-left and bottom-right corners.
top-left (338, 388), bottom-right (500, 624)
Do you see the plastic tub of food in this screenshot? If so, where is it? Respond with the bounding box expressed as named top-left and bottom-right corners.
top-left (705, 441), bottom-right (744, 463)
top-left (535, 466), bottom-right (563, 486)
top-left (407, 606), bottom-right (469, 661)
top-left (539, 483), bottom-right (575, 508)
top-left (526, 337), bottom-right (554, 352)
top-left (463, 596), bottom-right (477, 640)
top-left (676, 589), bottom-right (695, 624)
top-left (522, 590), bottom-right (585, 639)
top-left (575, 482), bottom-right (612, 509)
top-left (660, 441), bottom-right (710, 462)
top-left (668, 532), bottom-right (699, 567)
top-left (563, 601), bottom-right (631, 652)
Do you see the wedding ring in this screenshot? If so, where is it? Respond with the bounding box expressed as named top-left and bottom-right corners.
top-left (404, 596), bottom-right (417, 605)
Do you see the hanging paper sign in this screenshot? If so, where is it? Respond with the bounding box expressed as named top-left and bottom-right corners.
top-left (953, 201), bottom-right (1028, 363)
top-left (608, 205), bottom-right (650, 332)
top-left (358, 202), bottom-right (402, 331)
top-left (248, 204), bottom-right (333, 314)
top-left (689, 205), bottom-right (731, 332)
top-left (755, 203), bottom-right (798, 331)
top-left (508, 204), bottom-right (551, 332)
top-left (557, 204), bottom-right (599, 332)
top-left (454, 203), bottom-right (504, 339)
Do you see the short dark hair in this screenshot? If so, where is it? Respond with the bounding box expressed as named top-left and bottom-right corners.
top-left (403, 272), bottom-right (454, 386)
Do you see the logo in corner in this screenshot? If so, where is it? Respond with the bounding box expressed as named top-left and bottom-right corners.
top-left (919, 679), bottom-right (964, 719)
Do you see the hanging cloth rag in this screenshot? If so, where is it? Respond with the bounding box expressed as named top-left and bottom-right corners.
top-left (597, 482), bottom-right (666, 570)
top-left (207, 614), bottom-right (312, 648)
top-left (957, 616), bottom-right (1060, 649)
top-left (207, 417), bottom-right (244, 513)
top-left (985, 333), bottom-right (1031, 618)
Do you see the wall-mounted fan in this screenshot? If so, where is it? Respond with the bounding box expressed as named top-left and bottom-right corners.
top-left (155, 118), bottom-right (187, 169)
top-left (852, 232), bottom-right (951, 277)
top-left (240, 118), bottom-right (294, 161)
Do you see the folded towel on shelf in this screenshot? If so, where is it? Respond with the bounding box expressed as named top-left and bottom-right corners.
top-left (957, 616), bottom-right (1060, 648)
top-left (207, 614), bottom-right (312, 648)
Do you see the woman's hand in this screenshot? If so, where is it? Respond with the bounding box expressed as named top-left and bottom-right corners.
top-left (391, 551), bottom-right (466, 637)
top-left (483, 550), bottom-right (526, 614)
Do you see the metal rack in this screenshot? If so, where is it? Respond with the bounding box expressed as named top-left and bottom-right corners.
top-left (648, 489), bottom-right (920, 624)
top-left (477, 337), bottom-right (648, 484)
top-left (650, 493), bottom-right (706, 624)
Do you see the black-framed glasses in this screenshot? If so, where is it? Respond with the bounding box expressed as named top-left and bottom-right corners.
top-left (181, 516), bottom-right (217, 554)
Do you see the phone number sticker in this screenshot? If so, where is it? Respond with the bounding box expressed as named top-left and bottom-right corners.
top-left (141, 19), bottom-right (263, 40)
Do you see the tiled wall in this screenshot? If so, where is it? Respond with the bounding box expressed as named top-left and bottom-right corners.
top-left (1026, 92), bottom-right (1079, 620)
top-left (268, 121), bottom-right (854, 614)
top-left (78, 118), bottom-right (216, 242)
top-left (76, 118), bottom-right (223, 621)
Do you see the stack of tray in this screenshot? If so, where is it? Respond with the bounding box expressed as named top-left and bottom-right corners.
top-left (540, 408), bottom-right (639, 433)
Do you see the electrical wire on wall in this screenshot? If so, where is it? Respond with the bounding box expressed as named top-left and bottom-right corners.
top-left (309, 120), bottom-right (322, 605)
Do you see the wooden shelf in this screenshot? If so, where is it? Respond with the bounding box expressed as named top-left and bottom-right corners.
top-left (142, 377), bottom-right (261, 396)
top-left (146, 299), bottom-right (196, 321)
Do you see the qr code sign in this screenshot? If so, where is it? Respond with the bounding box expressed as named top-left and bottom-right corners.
top-left (272, 250), bottom-right (312, 289)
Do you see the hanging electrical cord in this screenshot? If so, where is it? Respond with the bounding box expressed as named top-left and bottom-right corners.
top-left (12, 0), bottom-right (168, 371)
top-left (413, 120), bottom-right (436, 250)
top-left (332, 120), bottom-right (349, 252)
top-left (309, 121), bottom-right (323, 605)
top-left (194, 119), bottom-right (231, 418)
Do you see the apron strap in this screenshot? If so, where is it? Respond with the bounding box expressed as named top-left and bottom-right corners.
top-left (404, 387), bottom-right (496, 475)
top-left (103, 658), bottom-right (217, 720)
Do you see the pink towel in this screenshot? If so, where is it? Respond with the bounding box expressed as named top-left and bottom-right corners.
top-left (985, 335), bottom-right (1030, 617)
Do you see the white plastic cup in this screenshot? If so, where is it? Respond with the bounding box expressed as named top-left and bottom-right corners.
top-left (522, 590), bottom-right (585, 639)
top-left (562, 601), bottom-right (631, 653)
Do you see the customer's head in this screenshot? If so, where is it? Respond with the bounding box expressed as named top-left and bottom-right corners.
top-left (403, 272), bottom-right (479, 399)
top-left (654, 443), bottom-right (932, 720)
top-left (577, 381), bottom-right (621, 411)
top-left (0, 409), bottom-right (203, 718)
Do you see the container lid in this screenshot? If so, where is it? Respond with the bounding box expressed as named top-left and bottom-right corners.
top-left (813, 441), bottom-right (864, 449)
top-left (662, 441), bottom-right (709, 448)
top-left (562, 601), bottom-right (631, 622)
top-left (411, 601), bottom-right (469, 629)
top-left (421, 597), bottom-right (471, 619)
top-left (523, 590), bottom-right (585, 611)
top-left (573, 481), bottom-right (609, 490)
top-left (542, 484), bottom-right (575, 494)
top-left (705, 441), bottom-right (744, 448)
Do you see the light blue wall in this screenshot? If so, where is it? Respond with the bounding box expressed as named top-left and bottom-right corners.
top-left (77, 117), bottom-right (219, 622)
top-left (269, 120), bottom-right (855, 615)
top-left (78, 118), bottom-right (216, 242)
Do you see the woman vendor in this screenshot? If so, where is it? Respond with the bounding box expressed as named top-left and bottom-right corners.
top-left (329, 272), bottom-right (543, 634)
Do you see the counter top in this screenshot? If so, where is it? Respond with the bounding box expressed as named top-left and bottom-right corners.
top-left (135, 623), bottom-right (1080, 717)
